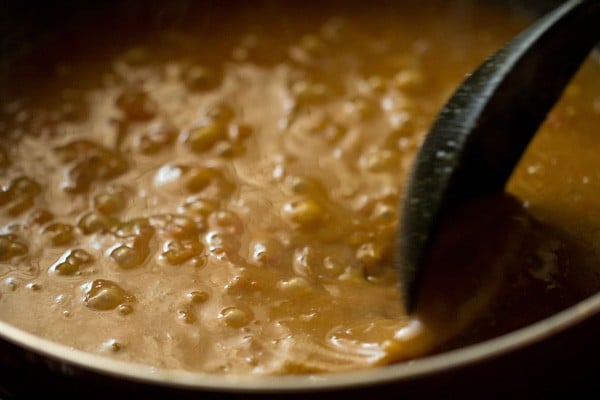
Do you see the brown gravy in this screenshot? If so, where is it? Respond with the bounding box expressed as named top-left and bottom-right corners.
top-left (0, 1), bottom-right (598, 375)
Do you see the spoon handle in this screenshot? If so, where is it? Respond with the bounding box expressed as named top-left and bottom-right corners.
top-left (398, 0), bottom-right (600, 312)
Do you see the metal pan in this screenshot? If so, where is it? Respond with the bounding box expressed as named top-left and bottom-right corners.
top-left (0, 0), bottom-right (598, 397)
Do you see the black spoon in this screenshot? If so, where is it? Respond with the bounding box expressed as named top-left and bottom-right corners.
top-left (397, 0), bottom-right (600, 313)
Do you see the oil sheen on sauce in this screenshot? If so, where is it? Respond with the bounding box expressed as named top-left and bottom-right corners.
top-left (0, 1), bottom-right (599, 374)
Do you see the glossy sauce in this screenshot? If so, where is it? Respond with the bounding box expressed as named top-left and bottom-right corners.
top-left (0, 1), bottom-right (598, 375)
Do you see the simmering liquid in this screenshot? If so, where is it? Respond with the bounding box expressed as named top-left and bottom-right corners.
top-left (0, 1), bottom-right (598, 374)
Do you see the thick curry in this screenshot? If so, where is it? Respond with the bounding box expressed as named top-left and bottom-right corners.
top-left (0, 1), bottom-right (598, 375)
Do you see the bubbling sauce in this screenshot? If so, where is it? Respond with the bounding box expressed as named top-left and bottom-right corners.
top-left (0, 1), bottom-right (599, 375)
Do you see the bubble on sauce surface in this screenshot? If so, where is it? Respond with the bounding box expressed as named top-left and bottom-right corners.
top-left (205, 102), bottom-right (235, 124)
top-left (115, 88), bottom-right (157, 121)
top-left (78, 212), bottom-right (117, 234)
top-left (0, 234), bottom-right (28, 261)
top-left (101, 338), bottom-right (125, 353)
top-left (94, 191), bottom-right (127, 215)
top-left (118, 304), bottom-right (134, 315)
top-left (25, 282), bottom-right (42, 291)
top-left (4, 277), bottom-right (18, 291)
top-left (54, 294), bottom-right (67, 305)
top-left (29, 209), bottom-right (54, 225)
top-left (228, 123), bottom-right (253, 142)
top-left (50, 248), bottom-right (94, 276)
top-left (110, 243), bottom-right (149, 270)
top-left (250, 238), bottom-right (286, 267)
top-left (369, 201), bottom-right (397, 224)
top-left (42, 223), bottom-right (75, 246)
top-left (114, 218), bottom-right (154, 238)
top-left (136, 124), bottom-right (178, 154)
top-left (180, 198), bottom-right (218, 221)
top-left (177, 307), bottom-right (197, 324)
top-left (150, 213), bottom-right (198, 239)
top-left (184, 123), bottom-right (228, 153)
top-left (205, 230), bottom-right (241, 255)
top-left (154, 164), bottom-right (185, 187)
top-left (219, 307), bottom-right (252, 328)
top-left (281, 198), bottom-right (325, 229)
top-left (185, 167), bottom-right (220, 193)
top-left (190, 255), bottom-right (207, 268)
top-left (214, 140), bottom-right (245, 158)
top-left (0, 176), bottom-right (41, 216)
top-left (82, 279), bottom-right (135, 311)
top-left (186, 290), bottom-right (209, 303)
top-left (277, 276), bottom-right (312, 295)
top-left (208, 210), bottom-right (243, 234)
top-left (55, 140), bottom-right (128, 193)
top-left (161, 240), bottom-right (204, 265)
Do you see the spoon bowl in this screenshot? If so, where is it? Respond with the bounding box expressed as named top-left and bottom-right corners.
top-left (397, 0), bottom-right (600, 312)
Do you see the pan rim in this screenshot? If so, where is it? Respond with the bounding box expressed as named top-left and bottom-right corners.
top-left (0, 290), bottom-right (597, 392)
